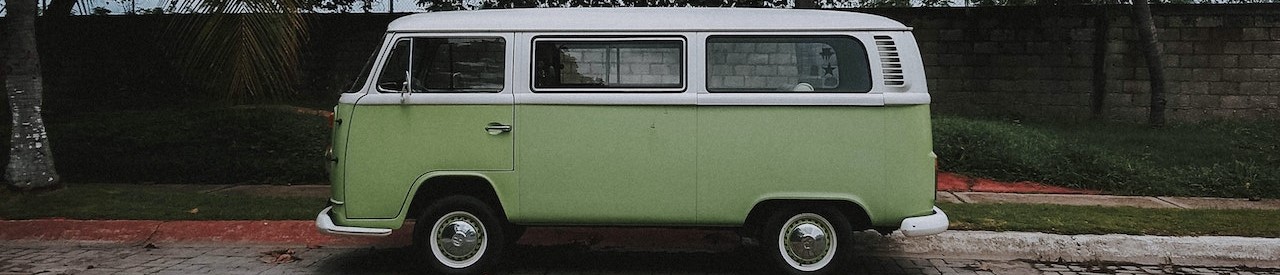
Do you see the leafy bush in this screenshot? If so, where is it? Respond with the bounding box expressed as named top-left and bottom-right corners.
top-left (44, 107), bottom-right (328, 184)
top-left (934, 116), bottom-right (1280, 198)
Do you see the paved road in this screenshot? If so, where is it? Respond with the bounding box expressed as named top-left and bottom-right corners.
top-left (3, 243), bottom-right (1278, 275)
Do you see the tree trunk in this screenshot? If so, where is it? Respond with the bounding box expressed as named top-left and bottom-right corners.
top-left (3, 0), bottom-right (63, 191)
top-left (1090, 6), bottom-right (1110, 120)
top-left (1131, 0), bottom-right (1166, 126)
top-left (44, 0), bottom-right (77, 16)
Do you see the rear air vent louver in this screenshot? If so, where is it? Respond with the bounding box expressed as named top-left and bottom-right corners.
top-left (874, 35), bottom-right (906, 87)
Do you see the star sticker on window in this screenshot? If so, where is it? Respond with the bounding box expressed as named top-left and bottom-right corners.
top-left (823, 64), bottom-right (837, 77)
top-left (819, 48), bottom-right (835, 60)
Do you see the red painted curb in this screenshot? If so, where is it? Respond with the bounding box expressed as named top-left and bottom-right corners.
top-left (936, 172), bottom-right (1100, 194)
top-left (936, 172), bottom-right (970, 192)
top-left (0, 220), bottom-right (160, 244)
top-left (0, 220), bottom-right (412, 248)
top-left (152, 220), bottom-right (413, 247)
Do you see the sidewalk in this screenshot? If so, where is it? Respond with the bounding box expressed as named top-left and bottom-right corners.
top-left (937, 191), bottom-right (1280, 210)
top-left (4, 220), bottom-right (1279, 269)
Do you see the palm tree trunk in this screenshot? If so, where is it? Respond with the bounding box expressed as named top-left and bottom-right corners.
top-left (1131, 0), bottom-right (1167, 126)
top-left (3, 0), bottom-right (62, 191)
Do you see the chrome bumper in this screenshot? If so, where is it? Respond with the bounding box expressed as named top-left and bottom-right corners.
top-left (315, 206), bottom-right (393, 236)
top-left (898, 206), bottom-right (949, 237)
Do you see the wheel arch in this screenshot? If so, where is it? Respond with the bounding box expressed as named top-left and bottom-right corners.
top-left (402, 172), bottom-right (510, 223)
top-left (742, 197), bottom-right (872, 238)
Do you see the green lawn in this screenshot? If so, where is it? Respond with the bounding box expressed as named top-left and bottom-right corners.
top-left (0, 184), bottom-right (325, 220)
top-left (940, 202), bottom-right (1280, 238)
top-left (934, 116), bottom-right (1279, 198)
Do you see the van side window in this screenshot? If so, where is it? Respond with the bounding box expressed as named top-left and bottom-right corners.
top-left (376, 37), bottom-right (506, 93)
top-left (706, 36), bottom-right (871, 93)
top-left (376, 39), bottom-right (412, 92)
top-left (533, 39), bottom-right (683, 91)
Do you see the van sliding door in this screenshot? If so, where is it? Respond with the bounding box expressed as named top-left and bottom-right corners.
top-left (514, 36), bottom-right (698, 224)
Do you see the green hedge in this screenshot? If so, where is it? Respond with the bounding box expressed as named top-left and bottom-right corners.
top-left (934, 116), bottom-right (1279, 198)
top-left (42, 107), bottom-right (329, 184)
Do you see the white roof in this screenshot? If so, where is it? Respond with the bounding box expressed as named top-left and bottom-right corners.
top-left (387, 8), bottom-right (909, 32)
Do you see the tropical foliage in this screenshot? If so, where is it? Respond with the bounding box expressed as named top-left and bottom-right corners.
top-left (172, 0), bottom-right (309, 102)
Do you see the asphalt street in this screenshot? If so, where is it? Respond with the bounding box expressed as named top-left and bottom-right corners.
top-left (3, 243), bottom-right (1277, 275)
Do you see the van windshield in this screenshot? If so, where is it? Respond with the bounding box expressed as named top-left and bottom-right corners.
top-left (345, 37), bottom-right (385, 93)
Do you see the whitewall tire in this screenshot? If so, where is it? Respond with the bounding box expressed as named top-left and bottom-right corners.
top-left (414, 195), bottom-right (507, 274)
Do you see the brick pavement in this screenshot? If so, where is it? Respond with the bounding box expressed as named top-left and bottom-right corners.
top-left (2, 244), bottom-right (1278, 275)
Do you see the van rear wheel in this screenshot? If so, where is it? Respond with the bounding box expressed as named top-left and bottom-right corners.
top-left (414, 195), bottom-right (506, 275)
top-left (760, 207), bottom-right (853, 275)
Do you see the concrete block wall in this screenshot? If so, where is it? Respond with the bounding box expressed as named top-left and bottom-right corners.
top-left (1122, 9), bottom-right (1280, 121)
top-left (862, 4), bottom-right (1280, 122)
top-left (560, 47), bottom-right (682, 85)
top-left (11, 6), bottom-right (1280, 122)
top-left (708, 42), bottom-right (807, 89)
top-left (867, 7), bottom-right (1100, 120)
top-left (705, 41), bottom-right (862, 91)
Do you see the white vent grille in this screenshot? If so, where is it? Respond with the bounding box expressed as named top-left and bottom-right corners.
top-left (874, 35), bottom-right (905, 87)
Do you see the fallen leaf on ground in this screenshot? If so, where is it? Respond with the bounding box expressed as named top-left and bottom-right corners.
top-left (260, 249), bottom-right (301, 264)
top-left (187, 208), bottom-right (199, 214)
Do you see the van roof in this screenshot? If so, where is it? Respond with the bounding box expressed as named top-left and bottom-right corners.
top-left (387, 8), bottom-right (910, 33)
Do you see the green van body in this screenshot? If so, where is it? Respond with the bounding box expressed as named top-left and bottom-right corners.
top-left (320, 8), bottom-right (944, 239)
top-left (328, 102), bottom-right (935, 230)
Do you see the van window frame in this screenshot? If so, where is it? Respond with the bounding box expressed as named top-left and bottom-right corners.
top-left (704, 34), bottom-right (873, 94)
top-left (529, 36), bottom-right (687, 93)
top-left (370, 35), bottom-right (509, 94)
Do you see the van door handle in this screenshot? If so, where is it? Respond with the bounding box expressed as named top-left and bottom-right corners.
top-left (485, 123), bottom-right (512, 135)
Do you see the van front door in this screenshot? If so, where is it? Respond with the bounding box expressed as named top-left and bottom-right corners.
top-left (343, 35), bottom-right (514, 219)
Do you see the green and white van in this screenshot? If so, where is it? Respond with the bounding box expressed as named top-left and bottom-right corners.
top-left (317, 7), bottom-right (946, 274)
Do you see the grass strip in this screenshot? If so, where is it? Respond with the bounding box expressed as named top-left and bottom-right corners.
top-left (940, 202), bottom-right (1280, 238)
top-left (0, 184), bottom-right (324, 220)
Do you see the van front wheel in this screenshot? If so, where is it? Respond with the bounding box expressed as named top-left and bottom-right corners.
top-left (414, 195), bottom-right (506, 275)
top-left (761, 208), bottom-right (852, 274)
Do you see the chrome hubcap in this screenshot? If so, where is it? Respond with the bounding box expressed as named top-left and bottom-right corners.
top-left (434, 212), bottom-right (485, 263)
top-left (785, 219), bottom-right (831, 264)
top-left (778, 213), bottom-right (836, 271)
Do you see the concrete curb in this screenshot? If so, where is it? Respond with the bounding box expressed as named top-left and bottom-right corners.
top-left (854, 230), bottom-right (1280, 269)
top-left (3, 220), bottom-right (1278, 268)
